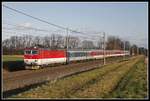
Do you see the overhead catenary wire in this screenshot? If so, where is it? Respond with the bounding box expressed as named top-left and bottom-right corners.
top-left (3, 22), bottom-right (101, 40)
top-left (3, 23), bottom-right (52, 32)
top-left (3, 4), bottom-right (105, 56)
top-left (2, 30), bottom-right (100, 42)
top-left (2, 29), bottom-right (99, 41)
top-left (3, 4), bottom-right (98, 36)
top-left (3, 5), bottom-right (66, 30)
top-left (3, 21), bottom-right (101, 39)
top-left (2, 5), bottom-right (112, 43)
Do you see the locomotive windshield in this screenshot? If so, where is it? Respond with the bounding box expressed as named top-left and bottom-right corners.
top-left (32, 50), bottom-right (38, 54)
top-left (25, 50), bottom-right (38, 55)
top-left (25, 50), bottom-right (31, 54)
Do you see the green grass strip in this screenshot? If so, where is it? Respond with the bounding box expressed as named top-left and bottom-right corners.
top-left (3, 55), bottom-right (23, 62)
top-left (106, 56), bottom-right (148, 98)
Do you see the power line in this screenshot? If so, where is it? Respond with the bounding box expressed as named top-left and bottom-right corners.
top-left (3, 22), bottom-right (101, 40)
top-left (3, 5), bottom-right (67, 30)
top-left (3, 4), bottom-right (105, 52)
top-left (3, 22), bottom-right (54, 33)
top-left (3, 20), bottom-right (61, 32)
top-left (3, 4), bottom-right (95, 36)
top-left (3, 29), bottom-right (100, 41)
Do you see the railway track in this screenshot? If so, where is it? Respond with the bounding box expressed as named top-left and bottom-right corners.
top-left (3, 59), bottom-right (102, 80)
top-left (2, 57), bottom-right (129, 97)
top-left (3, 57), bottom-right (127, 80)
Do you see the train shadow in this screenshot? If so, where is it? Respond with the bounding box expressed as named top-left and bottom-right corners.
top-left (3, 61), bottom-right (25, 72)
top-left (3, 81), bottom-right (48, 98)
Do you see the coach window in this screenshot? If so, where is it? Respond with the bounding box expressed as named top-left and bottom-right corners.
top-left (32, 50), bottom-right (38, 54)
top-left (68, 52), bottom-right (73, 57)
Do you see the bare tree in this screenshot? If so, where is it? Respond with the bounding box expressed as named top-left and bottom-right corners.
top-left (82, 40), bottom-right (95, 49)
top-left (33, 36), bottom-right (41, 46)
top-left (106, 36), bottom-right (124, 50)
top-left (3, 34), bottom-right (138, 55)
top-left (68, 36), bottom-right (80, 49)
top-left (130, 44), bottom-right (138, 55)
top-left (97, 39), bottom-right (103, 49)
top-left (50, 34), bottom-right (56, 49)
top-left (125, 41), bottom-right (130, 50)
top-left (106, 36), bottom-right (115, 50)
top-left (43, 36), bottom-right (51, 48)
top-left (55, 34), bottom-right (64, 49)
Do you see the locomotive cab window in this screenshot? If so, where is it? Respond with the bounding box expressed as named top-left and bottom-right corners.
top-left (24, 50), bottom-right (38, 54)
top-left (25, 50), bottom-right (31, 54)
top-left (32, 50), bottom-right (38, 54)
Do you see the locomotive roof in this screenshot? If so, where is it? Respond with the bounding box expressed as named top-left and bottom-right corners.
top-left (24, 47), bottom-right (66, 50)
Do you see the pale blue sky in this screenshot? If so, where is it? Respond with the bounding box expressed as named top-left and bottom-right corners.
top-left (2, 2), bottom-right (148, 48)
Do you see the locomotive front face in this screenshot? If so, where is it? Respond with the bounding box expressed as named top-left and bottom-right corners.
top-left (24, 49), bottom-right (40, 65)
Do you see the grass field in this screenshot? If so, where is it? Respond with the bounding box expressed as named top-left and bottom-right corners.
top-left (105, 56), bottom-right (148, 98)
top-left (2, 55), bottom-right (23, 62)
top-left (11, 55), bottom-right (148, 99)
top-left (2, 55), bottom-right (24, 71)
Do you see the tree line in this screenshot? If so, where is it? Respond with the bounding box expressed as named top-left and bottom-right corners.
top-left (2, 34), bottom-right (148, 56)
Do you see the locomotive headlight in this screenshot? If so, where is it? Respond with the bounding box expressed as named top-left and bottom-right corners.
top-left (35, 60), bottom-right (38, 62)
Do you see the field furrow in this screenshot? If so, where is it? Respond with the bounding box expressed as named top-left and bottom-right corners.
top-left (106, 56), bottom-right (148, 98)
top-left (69, 56), bottom-right (140, 98)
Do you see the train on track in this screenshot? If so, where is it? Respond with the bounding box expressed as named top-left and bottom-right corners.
top-left (24, 47), bottom-right (130, 69)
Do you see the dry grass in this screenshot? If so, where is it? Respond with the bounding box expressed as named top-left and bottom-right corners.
top-left (11, 56), bottom-right (145, 99)
top-left (106, 56), bottom-right (148, 98)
